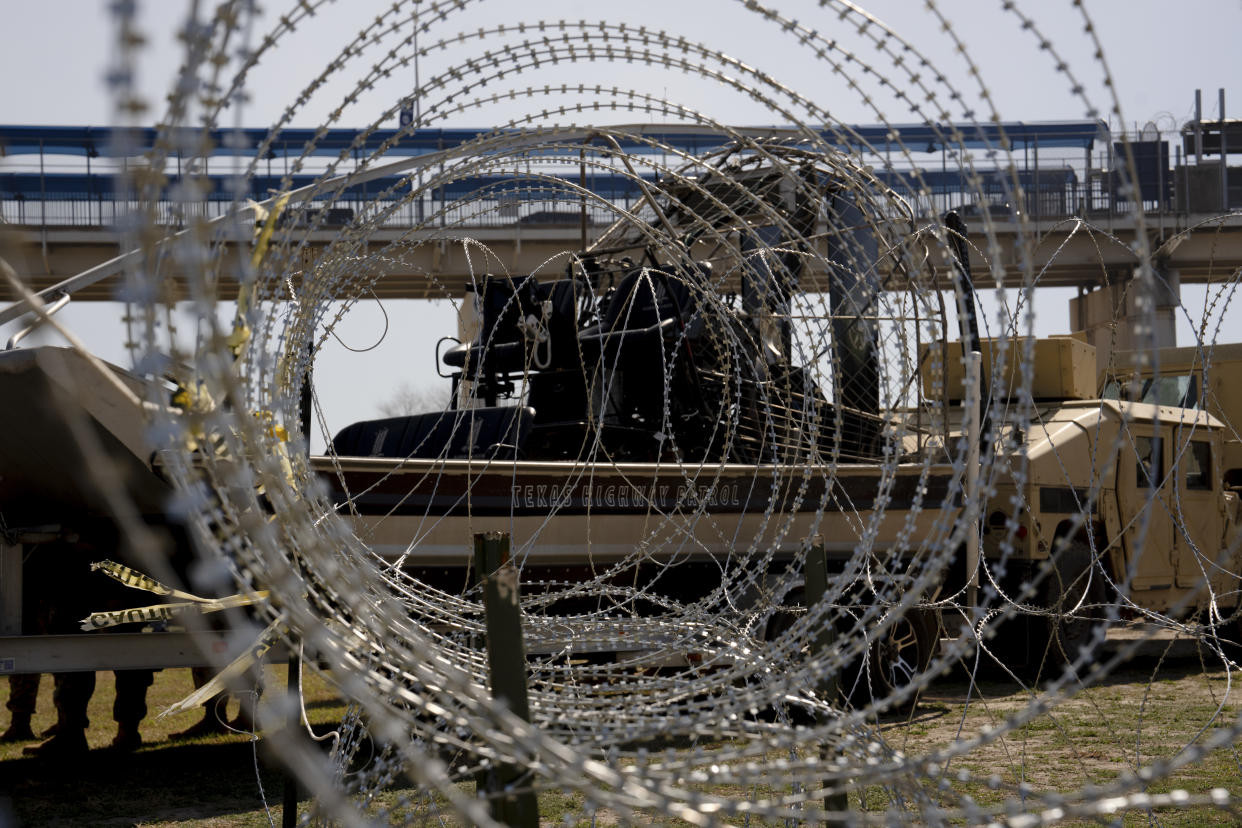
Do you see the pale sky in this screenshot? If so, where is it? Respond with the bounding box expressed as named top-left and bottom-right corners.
top-left (2, 1), bottom-right (1239, 449)
top-left (4, 1), bottom-right (1237, 130)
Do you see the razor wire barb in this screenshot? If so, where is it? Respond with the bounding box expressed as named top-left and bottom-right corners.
top-left (23, 0), bottom-right (1242, 825)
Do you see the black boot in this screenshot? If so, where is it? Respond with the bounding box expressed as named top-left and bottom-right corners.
top-left (0, 713), bottom-right (35, 742)
top-left (108, 722), bottom-right (142, 752)
top-left (22, 729), bottom-right (88, 760)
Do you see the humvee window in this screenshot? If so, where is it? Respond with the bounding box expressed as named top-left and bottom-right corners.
top-left (1142, 375), bottom-right (1198, 408)
top-left (1135, 435), bottom-right (1162, 488)
top-left (1186, 441), bottom-right (1212, 490)
top-left (1101, 375), bottom-right (1199, 409)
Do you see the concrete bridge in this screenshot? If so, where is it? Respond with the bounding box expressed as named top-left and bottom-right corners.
top-left (3, 122), bottom-right (1241, 357)
top-left (5, 211), bottom-right (1240, 297)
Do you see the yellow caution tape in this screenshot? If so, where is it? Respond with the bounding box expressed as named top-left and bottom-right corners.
top-left (250, 410), bottom-right (296, 491)
top-left (226, 319), bottom-right (251, 361)
top-left (225, 193), bottom-right (290, 369)
top-left (253, 409), bottom-right (289, 442)
top-left (249, 191), bottom-right (290, 272)
top-left (159, 616), bottom-right (285, 721)
top-left (90, 560), bottom-right (204, 601)
top-left (166, 193), bottom-right (292, 445)
top-left (248, 199), bottom-right (269, 229)
top-left (79, 596), bottom-right (264, 631)
top-left (79, 591), bottom-right (271, 631)
top-left (81, 603), bottom-right (185, 631)
top-left (169, 378), bottom-right (216, 414)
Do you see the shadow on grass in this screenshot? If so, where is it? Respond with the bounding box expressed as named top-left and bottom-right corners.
top-left (935, 646), bottom-right (1225, 698)
top-left (0, 738), bottom-right (294, 826)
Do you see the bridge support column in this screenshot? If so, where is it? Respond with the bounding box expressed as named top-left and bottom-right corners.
top-left (455, 287), bottom-right (481, 408)
top-left (1069, 266), bottom-right (1179, 369)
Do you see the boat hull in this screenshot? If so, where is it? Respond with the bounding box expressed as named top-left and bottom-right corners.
top-left (315, 456), bottom-right (960, 567)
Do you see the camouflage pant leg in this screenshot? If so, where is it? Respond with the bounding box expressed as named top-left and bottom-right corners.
top-left (5, 673), bottom-right (40, 716)
top-left (7, 563), bottom-right (49, 718)
top-left (52, 671), bottom-right (95, 731)
top-left (113, 669), bottom-right (155, 728)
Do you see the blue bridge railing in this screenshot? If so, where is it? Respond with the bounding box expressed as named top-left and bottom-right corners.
top-left (0, 122), bottom-right (1224, 229)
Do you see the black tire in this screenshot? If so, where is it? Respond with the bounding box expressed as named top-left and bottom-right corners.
top-left (845, 606), bottom-right (939, 707)
top-left (1035, 540), bottom-right (1103, 675)
top-left (761, 590), bottom-right (940, 709)
top-left (761, 587), bottom-right (806, 644)
top-left (1220, 607), bottom-right (1242, 657)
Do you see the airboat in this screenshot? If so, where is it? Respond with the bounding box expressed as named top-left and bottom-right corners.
top-left (311, 143), bottom-right (966, 605)
top-left (0, 138), bottom-right (971, 692)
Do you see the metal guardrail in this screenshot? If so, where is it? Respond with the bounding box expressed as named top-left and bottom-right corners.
top-left (3, 123), bottom-right (1234, 230)
top-left (0, 167), bottom-right (1189, 229)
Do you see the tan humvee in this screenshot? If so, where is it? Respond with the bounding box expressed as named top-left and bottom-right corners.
top-left (922, 336), bottom-right (1242, 668)
top-left (1102, 342), bottom-right (1242, 490)
top-left (984, 398), bottom-right (1242, 615)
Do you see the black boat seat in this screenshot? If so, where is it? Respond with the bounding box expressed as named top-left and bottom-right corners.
top-left (578, 316), bottom-right (677, 359)
top-left (441, 339), bottom-right (524, 372)
top-left (442, 278), bottom-right (585, 376)
top-left (602, 269), bottom-right (694, 331)
top-left (329, 406), bottom-right (536, 460)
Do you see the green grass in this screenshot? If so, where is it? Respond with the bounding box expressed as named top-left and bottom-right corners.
top-left (2, 659), bottom-right (1241, 825)
top-left (1, 664), bottom-right (354, 826)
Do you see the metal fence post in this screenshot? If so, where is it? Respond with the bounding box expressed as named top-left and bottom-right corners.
top-left (804, 539), bottom-right (849, 823)
top-left (965, 350), bottom-right (982, 610)
top-left (282, 649), bottom-right (301, 828)
top-left (473, 532), bottom-right (539, 828)
top-left (282, 374), bottom-right (316, 828)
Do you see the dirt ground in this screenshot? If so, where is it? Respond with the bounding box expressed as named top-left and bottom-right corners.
top-left (864, 641), bottom-right (1242, 825)
top-left (2, 648), bottom-right (1241, 826)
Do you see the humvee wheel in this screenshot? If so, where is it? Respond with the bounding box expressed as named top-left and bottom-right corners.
top-left (1038, 540), bottom-right (1103, 674)
top-left (761, 587), bottom-right (806, 644)
top-left (1222, 607), bottom-right (1242, 655)
top-left (848, 607), bottom-right (939, 706)
top-left (761, 590), bottom-right (940, 708)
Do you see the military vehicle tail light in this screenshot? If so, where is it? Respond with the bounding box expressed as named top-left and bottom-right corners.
top-left (986, 510), bottom-right (1028, 540)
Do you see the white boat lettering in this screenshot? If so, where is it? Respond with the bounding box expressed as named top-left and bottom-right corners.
top-left (511, 481), bottom-right (742, 509)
